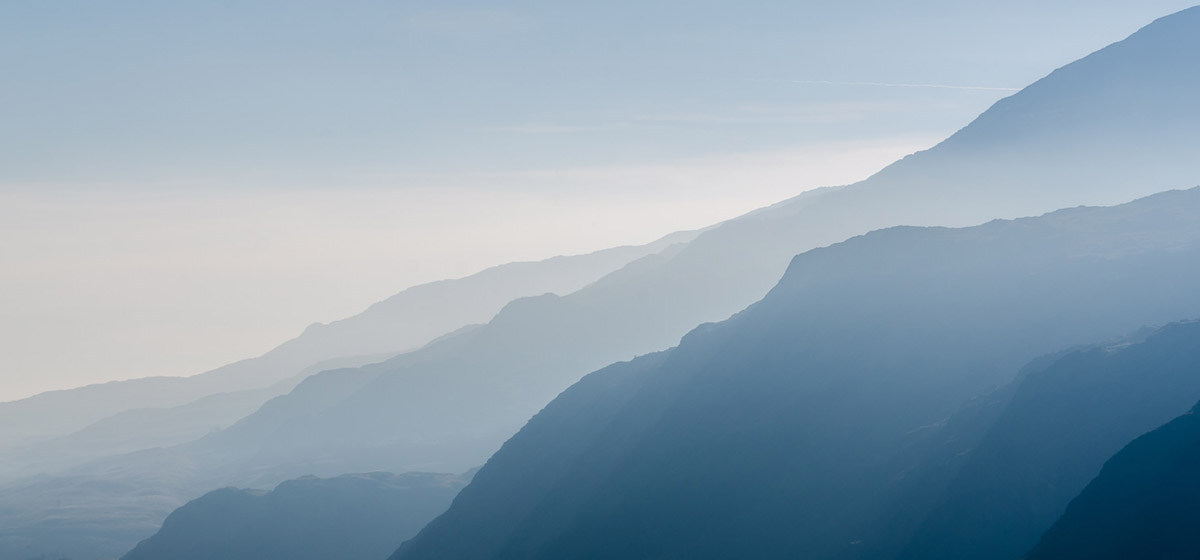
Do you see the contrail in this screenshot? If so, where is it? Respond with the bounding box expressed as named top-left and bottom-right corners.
top-left (782, 79), bottom-right (1021, 92)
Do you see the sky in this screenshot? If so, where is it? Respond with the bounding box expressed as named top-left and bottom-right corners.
top-left (1, 1), bottom-right (1196, 401)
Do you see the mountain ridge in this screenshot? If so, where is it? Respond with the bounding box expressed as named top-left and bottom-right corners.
top-left (394, 186), bottom-right (1200, 560)
top-left (0, 231), bottom-right (695, 452)
top-left (8, 6), bottom-right (1200, 557)
top-left (890, 318), bottom-right (1200, 560)
top-left (1024, 399), bottom-right (1200, 560)
top-left (121, 471), bottom-right (471, 560)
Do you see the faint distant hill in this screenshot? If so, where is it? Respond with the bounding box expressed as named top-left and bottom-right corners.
top-left (393, 187), bottom-right (1200, 560)
top-left (1024, 400), bottom-right (1200, 560)
top-left (120, 471), bottom-right (470, 560)
top-left (0, 351), bottom-right (411, 484)
top-left (0, 230), bottom-right (696, 453)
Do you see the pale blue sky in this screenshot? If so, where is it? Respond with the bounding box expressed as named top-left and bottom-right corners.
top-left (1, 2), bottom-right (1196, 400)
top-left (4, 1), bottom-right (1196, 185)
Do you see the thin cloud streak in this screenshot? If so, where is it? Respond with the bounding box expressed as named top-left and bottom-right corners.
top-left (782, 79), bottom-right (1021, 92)
top-left (489, 101), bottom-right (917, 135)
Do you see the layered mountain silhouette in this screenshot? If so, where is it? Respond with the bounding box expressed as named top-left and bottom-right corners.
top-left (0, 237), bottom-right (690, 560)
top-left (394, 187), bottom-right (1200, 560)
top-left (121, 471), bottom-right (470, 560)
top-left (6, 6), bottom-right (1200, 558)
top-left (1025, 400), bottom-right (1200, 560)
top-left (186, 3), bottom-right (1200, 481)
top-left (0, 353), bottom-right (389, 482)
top-left (895, 320), bottom-right (1200, 560)
top-left (864, 4), bottom-right (1200, 213)
top-left (0, 233), bottom-right (690, 454)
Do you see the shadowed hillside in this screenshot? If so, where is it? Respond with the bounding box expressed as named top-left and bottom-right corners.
top-left (0, 232), bottom-right (693, 453)
top-left (889, 320), bottom-right (1200, 560)
top-left (122, 471), bottom-right (470, 560)
top-left (394, 187), bottom-right (1200, 560)
top-left (189, 3), bottom-right (1200, 483)
top-left (1025, 400), bottom-right (1200, 560)
top-left (7, 6), bottom-right (1200, 558)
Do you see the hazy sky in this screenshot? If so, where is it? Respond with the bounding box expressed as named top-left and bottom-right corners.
top-left (2, 1), bottom-right (1196, 401)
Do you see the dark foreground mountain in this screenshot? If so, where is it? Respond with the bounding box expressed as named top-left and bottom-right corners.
top-left (121, 471), bottom-right (469, 560)
top-left (1024, 400), bottom-right (1200, 560)
top-left (394, 187), bottom-right (1200, 560)
top-left (895, 320), bottom-right (1200, 560)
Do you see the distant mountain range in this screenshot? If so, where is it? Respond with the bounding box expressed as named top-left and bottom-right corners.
top-left (394, 187), bottom-right (1200, 560)
top-left (0, 233), bottom-right (694, 560)
top-left (184, 2), bottom-right (1200, 483)
top-left (4, 5), bottom-right (1200, 559)
top-left (122, 471), bottom-right (470, 560)
top-left (0, 230), bottom-right (694, 467)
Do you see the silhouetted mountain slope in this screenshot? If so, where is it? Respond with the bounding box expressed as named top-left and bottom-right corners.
top-left (180, 245), bottom-right (724, 482)
top-left (0, 447), bottom-right (203, 560)
top-left (0, 242), bottom-right (688, 560)
top-left (394, 187), bottom-right (1200, 560)
top-left (121, 471), bottom-right (469, 560)
top-left (389, 352), bottom-right (671, 560)
top-left (852, 352), bottom-right (1067, 558)
top-left (195, 3), bottom-right (1200, 481)
top-left (0, 352), bottom-right (396, 483)
top-left (0, 234), bottom-right (690, 451)
top-left (253, 228), bottom-right (698, 391)
top-left (845, 5), bottom-right (1200, 220)
top-left (10, 7), bottom-right (1200, 557)
top-left (1025, 401), bottom-right (1200, 560)
top-left (896, 320), bottom-right (1200, 560)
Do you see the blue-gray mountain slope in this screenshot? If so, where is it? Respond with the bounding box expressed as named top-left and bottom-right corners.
top-left (194, 4), bottom-right (1200, 482)
top-left (121, 471), bottom-right (468, 560)
top-left (394, 187), bottom-right (1200, 560)
top-left (1025, 399), bottom-right (1200, 560)
top-left (887, 319), bottom-right (1200, 560)
top-left (9, 6), bottom-right (1200, 558)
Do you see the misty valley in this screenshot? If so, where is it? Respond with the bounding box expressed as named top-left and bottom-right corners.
top-left (4, 4), bottom-right (1200, 560)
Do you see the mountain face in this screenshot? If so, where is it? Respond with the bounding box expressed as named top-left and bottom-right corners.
top-left (895, 320), bottom-right (1200, 560)
top-left (0, 232), bottom-right (690, 453)
top-left (1025, 401), bottom-right (1200, 560)
top-left (7, 7), bottom-right (1200, 558)
top-left (0, 238), bottom-right (688, 560)
top-left (394, 187), bottom-right (1200, 560)
top-left (188, 4), bottom-right (1200, 481)
top-left (121, 471), bottom-right (470, 560)
top-left (854, 5), bottom-right (1200, 219)
top-left (0, 352), bottom-right (395, 483)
